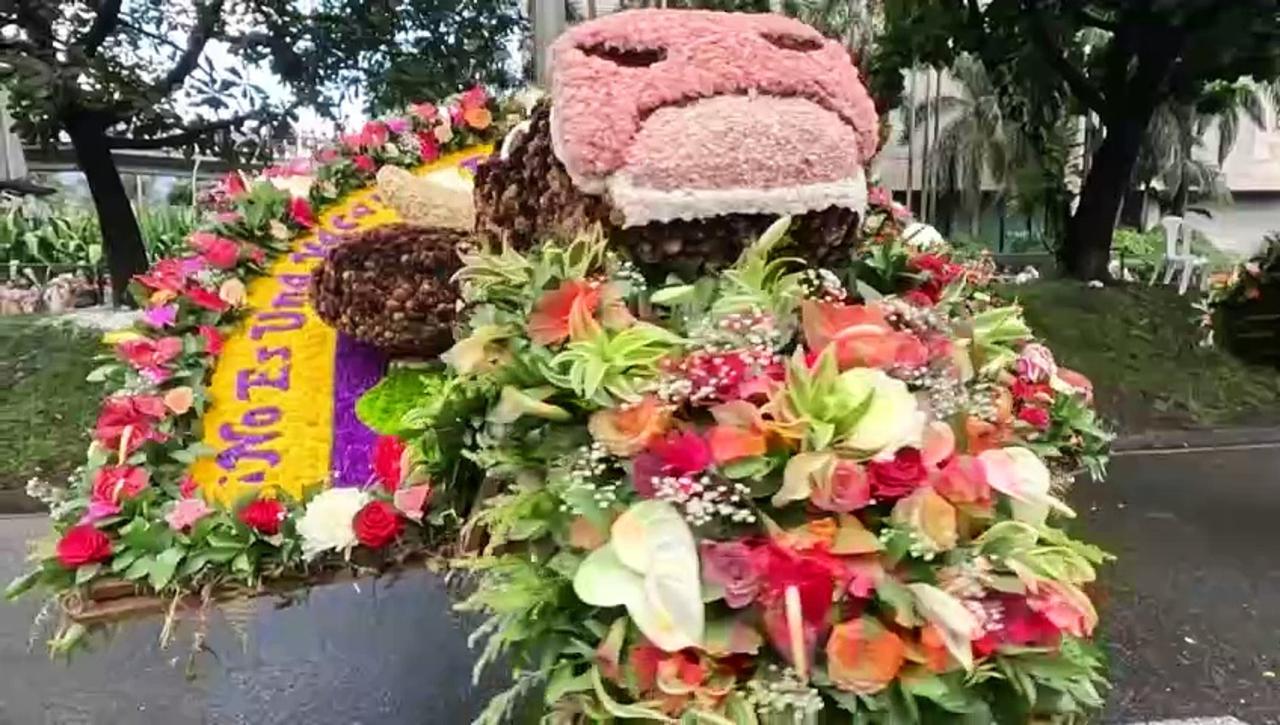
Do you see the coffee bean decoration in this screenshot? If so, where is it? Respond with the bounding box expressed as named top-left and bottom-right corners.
top-left (309, 224), bottom-right (467, 357)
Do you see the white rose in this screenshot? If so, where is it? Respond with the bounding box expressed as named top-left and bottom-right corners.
top-left (297, 488), bottom-right (369, 559)
top-left (837, 368), bottom-right (925, 455)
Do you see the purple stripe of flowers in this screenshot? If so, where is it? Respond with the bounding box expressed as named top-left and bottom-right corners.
top-left (330, 332), bottom-right (388, 487)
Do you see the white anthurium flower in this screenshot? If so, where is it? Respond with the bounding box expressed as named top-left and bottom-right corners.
top-left (573, 500), bottom-right (703, 651)
top-left (907, 582), bottom-right (980, 671)
top-left (268, 174), bottom-right (314, 199)
top-left (836, 368), bottom-right (925, 456)
top-left (978, 447), bottom-right (1075, 524)
top-left (297, 488), bottom-right (369, 559)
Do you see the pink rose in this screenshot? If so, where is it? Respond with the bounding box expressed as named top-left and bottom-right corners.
top-left (699, 540), bottom-right (761, 608)
top-left (166, 497), bottom-right (213, 531)
top-left (811, 459), bottom-right (871, 512)
top-left (386, 117), bottom-right (410, 135)
top-left (1018, 406), bottom-right (1051, 430)
top-left (1016, 343), bottom-right (1058, 383)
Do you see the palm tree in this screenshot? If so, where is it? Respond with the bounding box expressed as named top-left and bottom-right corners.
top-left (909, 55), bottom-right (1023, 238)
top-left (1138, 79), bottom-right (1279, 217)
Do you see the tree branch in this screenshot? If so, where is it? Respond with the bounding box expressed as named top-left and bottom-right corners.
top-left (1022, 0), bottom-right (1109, 115)
top-left (104, 110), bottom-right (260, 150)
top-left (1075, 7), bottom-right (1118, 32)
top-left (80, 0), bottom-right (124, 56)
top-left (146, 0), bottom-right (226, 100)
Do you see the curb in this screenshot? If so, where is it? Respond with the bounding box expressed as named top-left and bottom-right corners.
top-left (1114, 425), bottom-right (1280, 453)
top-left (0, 490), bottom-right (45, 516)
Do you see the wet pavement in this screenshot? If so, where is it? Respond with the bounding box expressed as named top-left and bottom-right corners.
top-left (1079, 446), bottom-right (1280, 724)
top-left (1, 445), bottom-right (1278, 724)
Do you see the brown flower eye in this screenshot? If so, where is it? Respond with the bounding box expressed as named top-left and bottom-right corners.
top-left (581, 44), bottom-right (667, 68)
top-left (761, 33), bottom-right (823, 52)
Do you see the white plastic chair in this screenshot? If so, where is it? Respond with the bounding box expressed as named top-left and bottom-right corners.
top-left (1149, 216), bottom-right (1207, 295)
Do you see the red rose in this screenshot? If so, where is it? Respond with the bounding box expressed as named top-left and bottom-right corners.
top-left (902, 290), bottom-right (935, 307)
top-left (1017, 406), bottom-right (1051, 430)
top-left (416, 132), bottom-right (440, 162)
top-left (198, 325), bottom-right (224, 355)
top-left (95, 395), bottom-right (168, 454)
top-left (1010, 379), bottom-right (1053, 404)
top-left (352, 155), bottom-right (377, 174)
top-left (287, 196), bottom-right (316, 228)
top-left (239, 498), bottom-right (287, 535)
top-left (91, 465), bottom-right (150, 504)
top-left (353, 500), bottom-right (403, 549)
top-left (867, 448), bottom-right (928, 500)
top-left (56, 525), bottom-right (113, 569)
top-left (189, 231), bottom-right (241, 269)
top-left (372, 435), bottom-right (406, 492)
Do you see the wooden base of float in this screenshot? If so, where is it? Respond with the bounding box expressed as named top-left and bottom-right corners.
top-left (63, 555), bottom-right (447, 626)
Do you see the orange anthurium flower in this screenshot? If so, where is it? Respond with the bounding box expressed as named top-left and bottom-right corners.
top-left (708, 425), bottom-right (766, 464)
top-left (527, 280), bottom-right (601, 346)
top-left (801, 300), bottom-right (923, 370)
top-left (826, 618), bottom-right (906, 694)
top-left (588, 396), bottom-right (672, 456)
top-left (707, 400), bottom-right (770, 465)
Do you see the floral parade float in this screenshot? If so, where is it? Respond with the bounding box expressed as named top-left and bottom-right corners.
top-left (8, 9), bottom-right (1114, 724)
top-left (1201, 231), bottom-right (1280, 365)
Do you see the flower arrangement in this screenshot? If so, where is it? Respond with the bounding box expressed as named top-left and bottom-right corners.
top-left (1201, 232), bottom-right (1280, 363)
top-left (5, 87), bottom-right (504, 651)
top-left (388, 208), bottom-right (1114, 723)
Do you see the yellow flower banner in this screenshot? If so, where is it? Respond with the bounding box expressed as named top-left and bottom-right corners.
top-left (192, 147), bottom-right (490, 506)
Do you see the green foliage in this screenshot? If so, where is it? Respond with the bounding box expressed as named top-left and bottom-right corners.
top-left (873, 0), bottom-right (1280, 271)
top-left (356, 366), bottom-right (438, 436)
top-left (0, 197), bottom-right (197, 269)
top-left (1008, 279), bottom-right (1280, 429)
top-left (136, 206), bottom-right (198, 260)
top-left (0, 197), bottom-right (103, 267)
top-left (0, 1), bottom-right (297, 159)
top-left (0, 318), bottom-right (103, 492)
top-left (300, 0), bottom-right (525, 115)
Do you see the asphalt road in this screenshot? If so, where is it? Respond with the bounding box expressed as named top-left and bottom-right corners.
top-left (1, 446), bottom-right (1278, 724)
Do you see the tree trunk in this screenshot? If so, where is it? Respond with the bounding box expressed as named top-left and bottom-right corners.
top-left (64, 112), bottom-right (149, 306)
top-left (1062, 113), bottom-right (1150, 281)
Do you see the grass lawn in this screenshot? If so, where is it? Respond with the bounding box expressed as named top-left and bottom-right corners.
top-left (0, 316), bottom-right (104, 492)
top-left (1006, 280), bottom-right (1280, 432)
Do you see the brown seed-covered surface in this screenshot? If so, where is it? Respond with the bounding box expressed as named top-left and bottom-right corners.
top-left (474, 101), bottom-right (864, 279)
top-left (309, 224), bottom-right (466, 357)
